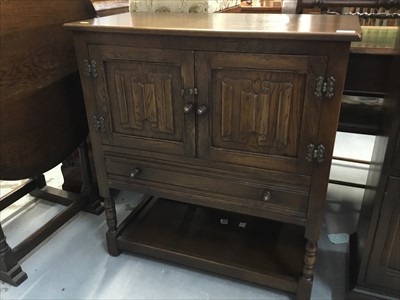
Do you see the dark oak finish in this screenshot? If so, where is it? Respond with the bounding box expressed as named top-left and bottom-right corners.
top-left (348, 30), bottom-right (400, 300)
top-left (66, 12), bottom-right (360, 299)
top-left (0, 0), bottom-right (102, 286)
top-left (65, 12), bottom-right (360, 41)
top-left (119, 197), bottom-right (306, 293)
top-left (61, 0), bottom-right (131, 193)
top-left (0, 0), bottom-right (96, 179)
top-left (195, 51), bottom-right (326, 174)
top-left (341, 26), bottom-right (398, 135)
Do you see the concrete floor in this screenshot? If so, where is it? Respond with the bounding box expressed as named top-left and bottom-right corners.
top-left (0, 132), bottom-right (375, 300)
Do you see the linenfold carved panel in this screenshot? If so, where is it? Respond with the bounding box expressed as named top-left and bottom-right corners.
top-left (214, 71), bottom-right (305, 157)
top-left (221, 78), bottom-right (293, 148)
top-left (114, 70), bottom-right (174, 133)
top-left (108, 64), bottom-right (180, 141)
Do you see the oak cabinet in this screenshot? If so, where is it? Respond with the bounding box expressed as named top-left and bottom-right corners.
top-left (89, 45), bottom-right (328, 223)
top-left (66, 12), bottom-right (361, 299)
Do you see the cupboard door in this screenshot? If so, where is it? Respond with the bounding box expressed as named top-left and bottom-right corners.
top-left (89, 46), bottom-right (195, 157)
top-left (196, 52), bottom-right (327, 175)
top-left (365, 176), bottom-right (400, 292)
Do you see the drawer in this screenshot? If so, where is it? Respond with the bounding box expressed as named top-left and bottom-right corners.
top-left (105, 156), bottom-right (309, 223)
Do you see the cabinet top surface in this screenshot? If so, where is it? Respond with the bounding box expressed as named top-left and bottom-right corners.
top-left (64, 12), bottom-right (361, 42)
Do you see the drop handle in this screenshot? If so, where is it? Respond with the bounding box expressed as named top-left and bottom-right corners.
top-left (196, 105), bottom-right (208, 116)
top-left (129, 169), bottom-right (140, 179)
top-left (183, 104), bottom-right (194, 114)
top-left (263, 191), bottom-right (272, 201)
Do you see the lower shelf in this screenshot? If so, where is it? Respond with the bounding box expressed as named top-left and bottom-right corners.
top-left (116, 197), bottom-right (306, 294)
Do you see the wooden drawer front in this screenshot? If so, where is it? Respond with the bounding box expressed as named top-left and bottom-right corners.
top-left (105, 156), bottom-right (309, 222)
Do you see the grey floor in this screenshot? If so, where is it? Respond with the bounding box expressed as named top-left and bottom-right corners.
top-left (0, 132), bottom-right (375, 300)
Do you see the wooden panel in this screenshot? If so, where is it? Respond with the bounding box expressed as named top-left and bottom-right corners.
top-left (117, 198), bottom-right (306, 293)
top-left (392, 131), bottom-right (400, 174)
top-left (115, 70), bottom-right (174, 133)
top-left (0, 0), bottom-right (96, 179)
top-left (64, 12), bottom-right (362, 42)
top-left (88, 45), bottom-right (195, 157)
top-left (196, 51), bottom-right (327, 174)
top-left (366, 177), bottom-right (400, 291)
top-left (1, 0), bottom-right (95, 33)
top-left (383, 210), bottom-right (400, 272)
top-left (1, 0), bottom-right (96, 98)
top-left (344, 52), bottom-right (393, 96)
top-left (220, 77), bottom-right (295, 151)
top-left (114, 70), bottom-right (129, 125)
top-left (108, 63), bottom-right (177, 138)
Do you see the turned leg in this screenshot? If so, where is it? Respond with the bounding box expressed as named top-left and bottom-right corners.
top-left (302, 240), bottom-right (317, 281)
top-left (104, 196), bottom-right (120, 256)
top-left (0, 225), bottom-right (27, 286)
top-left (297, 240), bottom-right (317, 300)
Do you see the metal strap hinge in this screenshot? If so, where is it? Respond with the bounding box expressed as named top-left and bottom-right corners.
top-left (83, 59), bottom-right (98, 78)
top-left (315, 76), bottom-right (335, 98)
top-left (181, 88), bottom-right (198, 96)
top-left (306, 143), bottom-right (325, 164)
top-left (93, 116), bottom-right (106, 132)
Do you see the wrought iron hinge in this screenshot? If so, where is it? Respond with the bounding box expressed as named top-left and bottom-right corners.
top-left (93, 116), bottom-right (106, 132)
top-left (306, 143), bottom-right (325, 164)
top-left (314, 76), bottom-right (335, 98)
top-left (181, 88), bottom-right (198, 96)
top-left (83, 59), bottom-right (98, 78)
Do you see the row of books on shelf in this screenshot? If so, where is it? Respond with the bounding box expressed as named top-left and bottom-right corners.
top-left (351, 26), bottom-right (398, 49)
top-left (343, 7), bottom-right (399, 26)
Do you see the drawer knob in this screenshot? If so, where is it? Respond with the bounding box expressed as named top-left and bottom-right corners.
top-left (183, 103), bottom-right (194, 114)
top-left (130, 169), bottom-right (140, 179)
top-left (196, 105), bottom-right (208, 116)
top-left (263, 191), bottom-right (272, 201)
